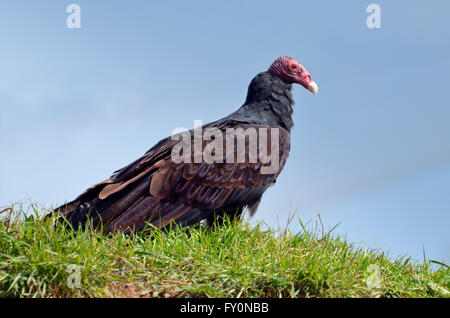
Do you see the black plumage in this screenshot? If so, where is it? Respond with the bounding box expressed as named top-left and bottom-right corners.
top-left (50, 56), bottom-right (317, 233)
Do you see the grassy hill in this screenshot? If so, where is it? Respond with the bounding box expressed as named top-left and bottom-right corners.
top-left (0, 203), bottom-right (448, 298)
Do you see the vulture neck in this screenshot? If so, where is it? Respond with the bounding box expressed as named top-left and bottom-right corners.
top-left (237, 71), bottom-right (294, 131)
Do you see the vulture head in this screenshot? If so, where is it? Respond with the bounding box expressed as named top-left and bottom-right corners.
top-left (268, 56), bottom-right (318, 95)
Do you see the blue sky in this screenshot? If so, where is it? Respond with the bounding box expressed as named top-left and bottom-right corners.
top-left (1, 1), bottom-right (449, 265)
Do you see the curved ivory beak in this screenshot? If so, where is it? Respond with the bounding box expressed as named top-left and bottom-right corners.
top-left (307, 81), bottom-right (318, 96)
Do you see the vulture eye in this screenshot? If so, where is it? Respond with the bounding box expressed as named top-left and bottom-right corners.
top-left (291, 64), bottom-right (297, 69)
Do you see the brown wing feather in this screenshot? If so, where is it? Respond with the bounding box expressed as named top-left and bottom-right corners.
top-left (54, 123), bottom-right (290, 233)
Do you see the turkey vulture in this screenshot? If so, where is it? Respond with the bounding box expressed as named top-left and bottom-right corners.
top-left (51, 56), bottom-right (318, 233)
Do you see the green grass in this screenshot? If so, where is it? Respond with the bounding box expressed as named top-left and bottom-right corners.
top-left (0, 203), bottom-right (449, 298)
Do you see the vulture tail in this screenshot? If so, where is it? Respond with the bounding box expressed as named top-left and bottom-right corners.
top-left (50, 174), bottom-right (153, 233)
top-left (49, 174), bottom-right (207, 234)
